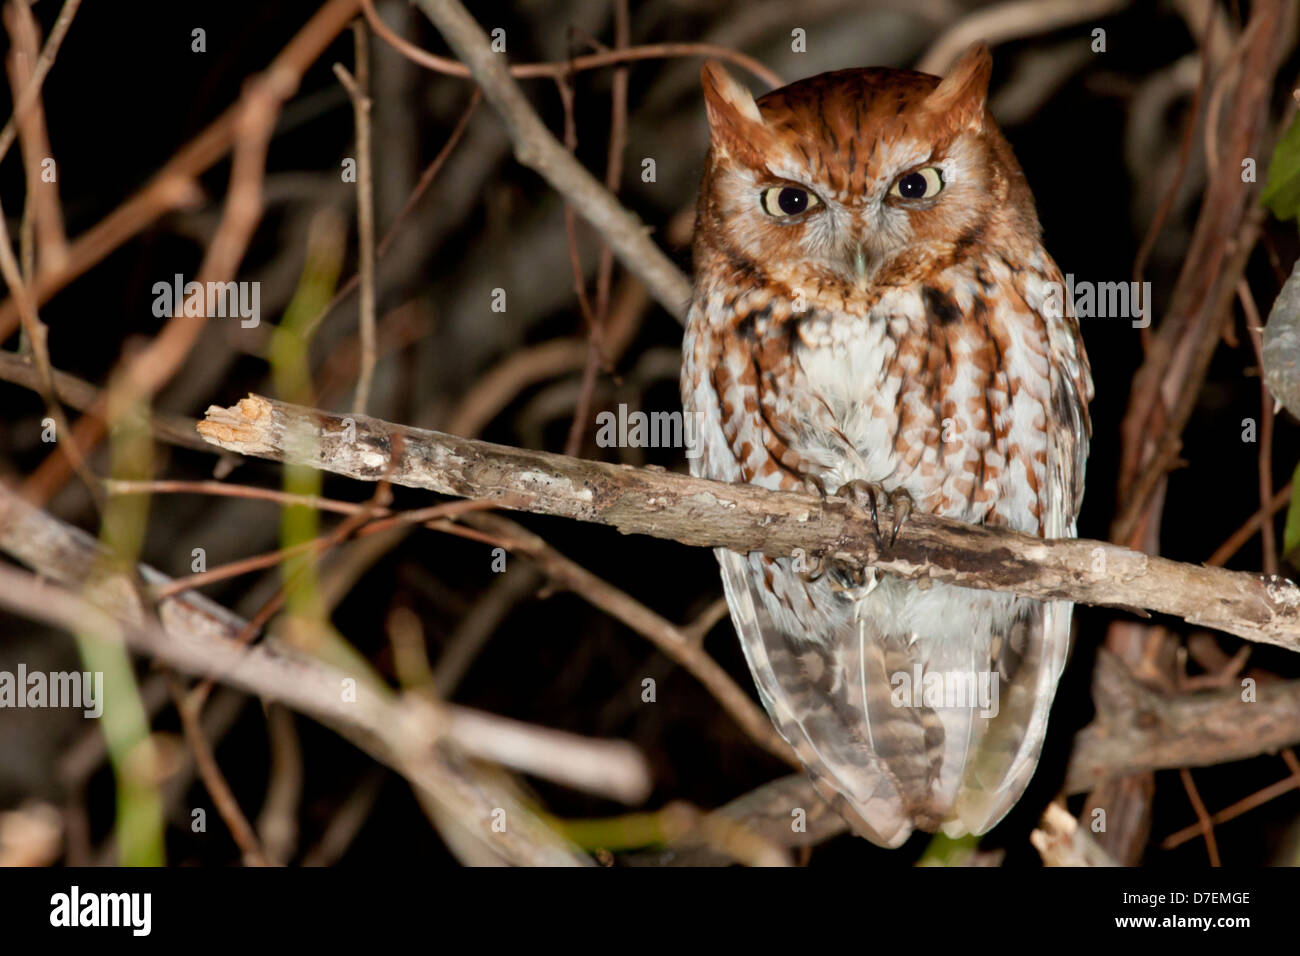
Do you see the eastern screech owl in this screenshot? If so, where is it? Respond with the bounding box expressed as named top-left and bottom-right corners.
top-left (681, 43), bottom-right (1093, 847)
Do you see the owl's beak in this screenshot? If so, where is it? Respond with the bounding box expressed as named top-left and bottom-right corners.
top-left (849, 242), bottom-right (884, 287)
top-left (853, 245), bottom-right (869, 282)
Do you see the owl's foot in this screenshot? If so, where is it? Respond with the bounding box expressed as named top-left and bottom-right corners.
top-left (832, 479), bottom-right (914, 549)
top-left (796, 478), bottom-right (910, 590)
top-left (799, 550), bottom-right (871, 591)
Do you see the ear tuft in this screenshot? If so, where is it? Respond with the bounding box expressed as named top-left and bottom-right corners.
top-left (701, 60), bottom-right (763, 130)
top-left (926, 41), bottom-right (992, 128)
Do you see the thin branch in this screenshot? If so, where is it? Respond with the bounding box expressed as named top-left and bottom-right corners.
top-left (165, 674), bottom-right (270, 866)
top-left (358, 0), bottom-right (782, 89)
top-left (5, 0), bottom-right (70, 274)
top-left (300, 767), bottom-right (385, 866)
top-left (1178, 767), bottom-right (1221, 866)
top-left (918, 0), bottom-right (1128, 75)
top-left (0, 486), bottom-right (652, 814)
top-left (411, 0), bottom-right (692, 322)
top-left (22, 62), bottom-right (282, 506)
top-left (1114, 0), bottom-right (1287, 539)
top-left (564, 4), bottom-right (630, 459)
top-left (334, 27), bottom-right (377, 414)
top-left (446, 511), bottom-right (797, 767)
top-left (0, 351), bottom-right (217, 452)
top-left (300, 88), bottom-right (481, 341)
top-left (556, 71), bottom-right (605, 458)
top-left (443, 276), bottom-right (648, 438)
top-left (1241, 280), bottom-right (1277, 575)
top-left (1162, 768), bottom-right (1300, 849)
top-left (0, 0), bottom-right (361, 342)
top-left (0, 0), bottom-right (81, 168)
top-left (0, 176), bottom-right (100, 511)
top-left (256, 704), bottom-right (302, 865)
top-left (1206, 482), bottom-right (1292, 567)
top-left (104, 479), bottom-right (382, 515)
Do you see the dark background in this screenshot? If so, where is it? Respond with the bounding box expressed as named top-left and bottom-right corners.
top-left (0, 0), bottom-right (1296, 867)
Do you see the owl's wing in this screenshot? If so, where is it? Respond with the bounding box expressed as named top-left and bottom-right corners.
top-left (948, 281), bottom-right (1094, 834)
top-left (1040, 273), bottom-right (1094, 524)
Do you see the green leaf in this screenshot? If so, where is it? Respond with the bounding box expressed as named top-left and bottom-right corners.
top-left (1284, 460), bottom-right (1300, 559)
top-left (916, 831), bottom-right (980, 866)
top-left (1262, 115), bottom-right (1300, 223)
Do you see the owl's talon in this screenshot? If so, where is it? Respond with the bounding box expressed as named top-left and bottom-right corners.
top-left (804, 473), bottom-right (829, 501)
top-left (886, 488), bottom-right (914, 547)
top-left (829, 479), bottom-right (913, 550)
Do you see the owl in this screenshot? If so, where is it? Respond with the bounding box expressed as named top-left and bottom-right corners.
top-left (681, 43), bottom-right (1093, 848)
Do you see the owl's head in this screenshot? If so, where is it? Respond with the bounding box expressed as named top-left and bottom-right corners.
top-left (695, 44), bottom-right (1039, 303)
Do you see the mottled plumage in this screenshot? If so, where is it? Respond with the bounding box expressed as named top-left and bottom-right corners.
top-left (681, 45), bottom-right (1093, 846)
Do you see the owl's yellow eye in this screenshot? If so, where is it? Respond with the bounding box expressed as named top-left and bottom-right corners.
top-left (760, 185), bottom-right (820, 218)
top-left (890, 167), bottom-right (944, 200)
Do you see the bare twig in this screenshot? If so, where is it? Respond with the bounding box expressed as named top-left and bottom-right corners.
top-left (1241, 281), bottom-right (1277, 575)
top-left (5, 0), bottom-right (70, 274)
top-left (0, 0), bottom-right (361, 341)
top-left (300, 89), bottom-right (481, 341)
top-left (334, 27), bottom-right (377, 414)
top-left (165, 674), bottom-right (270, 866)
top-left (1161, 750), bottom-right (1300, 849)
top-left (1206, 483), bottom-right (1292, 567)
top-left (918, 0), bottom-right (1129, 75)
top-left (411, 0), bottom-right (692, 322)
top-left (432, 565), bottom-right (542, 695)
top-left (23, 66), bottom-right (283, 505)
top-left (256, 704), bottom-right (303, 865)
top-left (300, 767), bottom-right (386, 866)
top-left (0, 486), bottom-right (651, 820)
top-left (1115, 0), bottom-right (1287, 539)
top-left (104, 479), bottom-right (383, 515)
top-left (0, 351), bottom-right (214, 453)
top-left (359, 0), bottom-right (781, 88)
top-left (0, 0), bottom-right (81, 169)
top-left (446, 511), bottom-right (797, 767)
top-left (0, 180), bottom-right (99, 510)
top-left (1178, 767), bottom-right (1221, 866)
top-left (443, 274), bottom-right (648, 438)
top-left (564, 3), bottom-right (630, 458)
top-left (556, 71), bottom-right (605, 458)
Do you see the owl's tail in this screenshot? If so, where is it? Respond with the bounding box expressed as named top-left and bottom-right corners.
top-left (716, 548), bottom-right (1071, 847)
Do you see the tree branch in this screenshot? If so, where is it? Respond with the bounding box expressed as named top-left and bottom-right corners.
top-left (195, 393), bottom-right (1300, 650)
top-left (1063, 650), bottom-right (1300, 794)
top-left (0, 483), bottom-right (655, 864)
